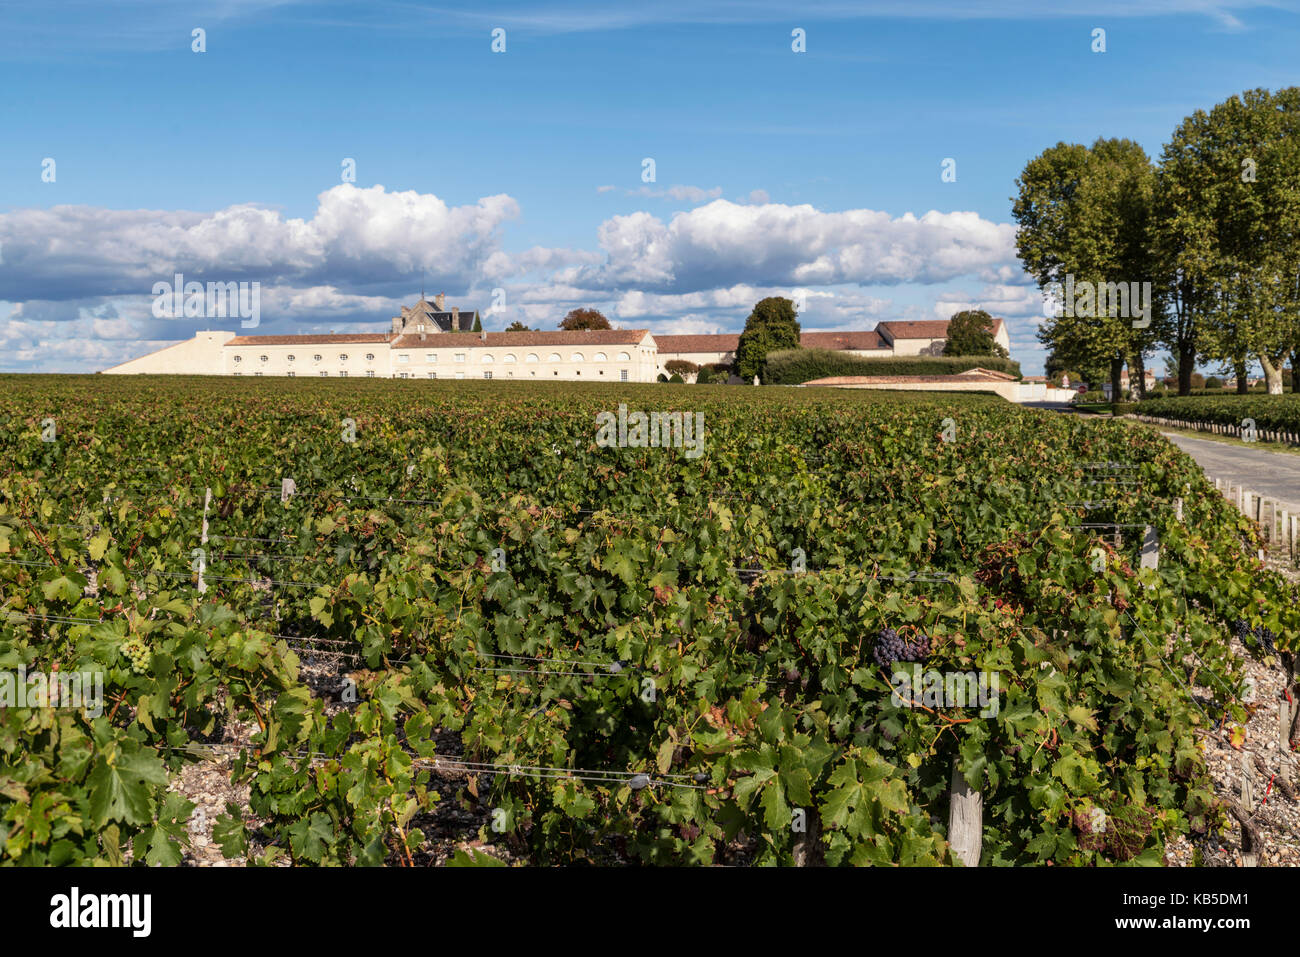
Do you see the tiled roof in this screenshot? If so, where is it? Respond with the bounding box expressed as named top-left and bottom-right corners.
top-left (653, 334), bottom-right (741, 353)
top-left (876, 320), bottom-right (952, 340)
top-left (877, 318), bottom-right (1007, 341)
top-left (655, 330), bottom-right (887, 354)
top-left (390, 330), bottom-right (650, 348)
top-left (225, 334), bottom-right (392, 346)
top-left (800, 330), bottom-right (888, 350)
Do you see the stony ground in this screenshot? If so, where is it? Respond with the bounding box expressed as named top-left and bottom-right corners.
top-left (1163, 629), bottom-right (1299, 867)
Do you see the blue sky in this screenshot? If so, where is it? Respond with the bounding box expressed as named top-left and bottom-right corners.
top-left (2, 0), bottom-right (1299, 374)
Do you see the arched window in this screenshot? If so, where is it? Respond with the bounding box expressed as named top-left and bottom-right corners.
top-left (259, 355), bottom-right (268, 363)
top-left (617, 351), bottom-right (631, 361)
top-left (571, 353), bottom-right (584, 362)
top-left (287, 354), bottom-right (295, 362)
top-left (594, 352), bottom-right (607, 361)
top-left (339, 353), bottom-right (348, 361)
top-left (503, 354), bottom-right (517, 363)
top-left (482, 354), bottom-right (494, 364)
top-left (365, 353), bottom-right (375, 361)
top-left (548, 353), bottom-right (561, 362)
top-left (313, 354), bottom-right (322, 362)
top-left (233, 355), bottom-right (243, 363)
top-left (526, 354), bottom-right (539, 363)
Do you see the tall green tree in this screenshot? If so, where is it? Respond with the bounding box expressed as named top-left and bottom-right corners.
top-left (1012, 138), bottom-right (1161, 401)
top-left (736, 297), bottom-right (801, 381)
top-left (942, 309), bottom-right (1008, 357)
top-left (1154, 106), bottom-right (1221, 394)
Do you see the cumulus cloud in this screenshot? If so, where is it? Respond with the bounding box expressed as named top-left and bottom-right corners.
top-left (0, 184), bottom-right (519, 304)
top-left (571, 200), bottom-right (1019, 293)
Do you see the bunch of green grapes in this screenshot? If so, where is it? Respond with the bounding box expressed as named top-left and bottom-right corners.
top-left (120, 636), bottom-right (152, 675)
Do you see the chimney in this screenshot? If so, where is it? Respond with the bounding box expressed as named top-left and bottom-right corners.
top-left (452, 306), bottom-right (460, 332)
top-left (435, 292), bottom-right (445, 311)
top-left (480, 328), bottom-right (487, 342)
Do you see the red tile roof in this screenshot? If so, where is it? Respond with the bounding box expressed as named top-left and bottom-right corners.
top-left (876, 320), bottom-right (952, 340)
top-left (653, 334), bottom-right (740, 353)
top-left (654, 330), bottom-right (887, 354)
top-left (390, 330), bottom-right (650, 348)
top-left (800, 330), bottom-right (888, 351)
top-left (877, 318), bottom-right (1006, 341)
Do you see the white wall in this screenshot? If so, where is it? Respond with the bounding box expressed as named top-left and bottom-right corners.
top-left (103, 331), bottom-right (234, 374)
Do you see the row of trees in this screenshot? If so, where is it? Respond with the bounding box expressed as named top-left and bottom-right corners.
top-left (1014, 87), bottom-right (1300, 398)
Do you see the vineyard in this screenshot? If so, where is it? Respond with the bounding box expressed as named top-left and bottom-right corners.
top-left (1, 375), bottom-right (1296, 867)
top-left (1138, 395), bottom-right (1300, 440)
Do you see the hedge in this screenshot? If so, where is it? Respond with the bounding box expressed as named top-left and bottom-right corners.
top-left (1135, 394), bottom-right (1300, 440)
top-left (763, 349), bottom-right (1022, 385)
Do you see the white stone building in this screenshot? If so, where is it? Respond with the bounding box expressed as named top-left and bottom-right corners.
top-left (103, 297), bottom-right (1012, 382)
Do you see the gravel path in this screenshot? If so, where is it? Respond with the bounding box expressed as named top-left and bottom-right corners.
top-left (1163, 432), bottom-right (1300, 507)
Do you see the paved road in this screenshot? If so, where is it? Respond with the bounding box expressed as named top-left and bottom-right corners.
top-left (1162, 432), bottom-right (1300, 507)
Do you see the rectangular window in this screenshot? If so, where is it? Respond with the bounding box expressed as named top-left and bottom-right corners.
top-left (340, 370), bottom-right (348, 377)
top-left (428, 372), bottom-right (436, 379)
top-left (484, 371), bottom-right (492, 380)
top-left (287, 371), bottom-right (295, 377)
top-left (620, 369), bottom-right (629, 382)
top-left (320, 371), bottom-right (328, 377)
top-left (455, 372), bottom-right (465, 380)
top-left (366, 370), bottom-right (375, 377)
top-left (399, 354), bottom-right (409, 363)
top-left (427, 354), bottom-right (436, 363)
top-left (455, 353), bottom-right (466, 362)
top-left (254, 371), bottom-right (263, 376)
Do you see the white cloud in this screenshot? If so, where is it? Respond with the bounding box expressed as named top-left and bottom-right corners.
top-left (573, 199), bottom-right (1019, 292)
top-left (0, 184), bottom-right (519, 304)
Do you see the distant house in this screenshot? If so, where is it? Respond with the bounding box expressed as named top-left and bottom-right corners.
top-left (653, 319), bottom-right (1010, 380)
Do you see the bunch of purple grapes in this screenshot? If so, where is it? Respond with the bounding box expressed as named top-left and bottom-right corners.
top-left (1232, 618), bottom-right (1277, 653)
top-left (872, 627), bottom-right (932, 666)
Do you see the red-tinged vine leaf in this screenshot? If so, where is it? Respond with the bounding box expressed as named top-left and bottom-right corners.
top-left (1228, 725), bottom-right (1246, 750)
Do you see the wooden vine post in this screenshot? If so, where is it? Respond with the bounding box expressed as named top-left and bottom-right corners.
top-left (1280, 690), bottom-right (1293, 790)
top-left (1239, 754), bottom-right (1258, 867)
top-left (948, 761), bottom-right (982, 866)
